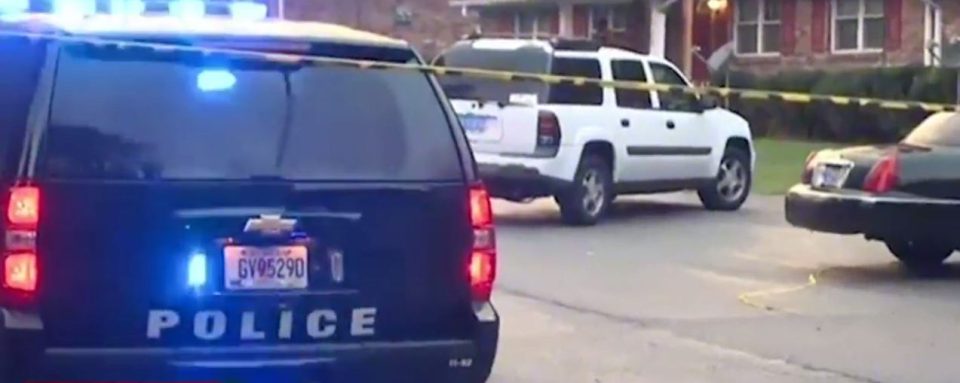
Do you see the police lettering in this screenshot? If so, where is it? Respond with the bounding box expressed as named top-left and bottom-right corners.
top-left (146, 308), bottom-right (377, 340)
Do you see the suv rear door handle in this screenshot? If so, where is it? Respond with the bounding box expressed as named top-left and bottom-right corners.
top-left (620, 118), bottom-right (630, 128)
top-left (666, 120), bottom-right (676, 129)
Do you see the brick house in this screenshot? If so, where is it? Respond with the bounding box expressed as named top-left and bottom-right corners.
top-left (453, 0), bottom-right (957, 82)
top-left (721, 0), bottom-right (953, 74)
top-left (278, 0), bottom-right (475, 58)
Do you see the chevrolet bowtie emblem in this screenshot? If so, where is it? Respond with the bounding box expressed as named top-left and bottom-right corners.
top-left (244, 214), bottom-right (297, 235)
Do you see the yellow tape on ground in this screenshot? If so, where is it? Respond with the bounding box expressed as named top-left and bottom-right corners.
top-left (0, 29), bottom-right (957, 113)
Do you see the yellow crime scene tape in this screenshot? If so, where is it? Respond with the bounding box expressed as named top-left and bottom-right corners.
top-left (1, 28), bottom-right (958, 113)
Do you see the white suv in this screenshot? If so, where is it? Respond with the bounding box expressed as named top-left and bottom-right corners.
top-left (435, 37), bottom-right (756, 225)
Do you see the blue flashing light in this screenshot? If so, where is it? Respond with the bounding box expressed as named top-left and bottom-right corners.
top-left (169, 0), bottom-right (205, 20)
top-left (187, 252), bottom-right (207, 288)
top-left (110, 0), bottom-right (146, 16)
top-left (53, 0), bottom-right (96, 18)
top-left (230, 1), bottom-right (267, 21)
top-left (197, 69), bottom-right (237, 92)
top-left (0, 0), bottom-right (28, 16)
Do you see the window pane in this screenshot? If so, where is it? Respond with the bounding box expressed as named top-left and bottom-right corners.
top-left (835, 19), bottom-right (859, 50)
top-left (610, 5), bottom-right (629, 30)
top-left (649, 63), bottom-right (696, 112)
top-left (835, 0), bottom-right (859, 17)
top-left (611, 60), bottom-right (651, 109)
top-left (904, 113), bottom-right (960, 147)
top-left (864, 0), bottom-right (884, 15)
top-left (591, 5), bottom-right (610, 33)
top-left (548, 58), bottom-right (603, 105)
top-left (44, 44), bottom-right (461, 181)
top-left (737, 25), bottom-right (758, 53)
top-left (864, 17), bottom-right (885, 49)
top-left (536, 11), bottom-right (554, 34)
top-left (762, 24), bottom-right (781, 53)
top-left (517, 12), bottom-right (535, 34)
top-left (738, 0), bottom-right (759, 21)
top-left (763, 0), bottom-right (781, 21)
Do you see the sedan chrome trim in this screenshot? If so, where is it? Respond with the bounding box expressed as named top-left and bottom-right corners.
top-left (789, 185), bottom-right (960, 206)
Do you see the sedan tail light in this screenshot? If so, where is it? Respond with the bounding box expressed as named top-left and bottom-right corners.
top-left (863, 154), bottom-right (900, 193)
top-left (801, 150), bottom-right (819, 184)
top-left (468, 183), bottom-right (496, 302)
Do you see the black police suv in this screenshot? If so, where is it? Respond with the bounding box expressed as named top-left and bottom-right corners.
top-left (0, 14), bottom-right (498, 383)
top-left (786, 111), bottom-right (960, 271)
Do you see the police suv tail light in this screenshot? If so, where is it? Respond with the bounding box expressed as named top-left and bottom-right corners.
top-left (4, 186), bottom-right (39, 293)
top-left (863, 154), bottom-right (900, 194)
top-left (535, 111), bottom-right (561, 157)
top-left (469, 184), bottom-right (496, 302)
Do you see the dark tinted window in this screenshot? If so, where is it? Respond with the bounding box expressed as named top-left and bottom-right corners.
top-left (0, 36), bottom-right (47, 178)
top-left (41, 44), bottom-right (462, 181)
top-left (649, 62), bottom-right (698, 112)
top-left (548, 57), bottom-right (603, 105)
top-left (903, 113), bottom-right (960, 147)
top-left (611, 60), bottom-right (651, 109)
top-left (435, 44), bottom-right (550, 103)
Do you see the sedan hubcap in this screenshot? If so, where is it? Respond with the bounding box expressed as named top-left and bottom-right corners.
top-left (581, 170), bottom-right (605, 216)
top-left (717, 158), bottom-right (746, 202)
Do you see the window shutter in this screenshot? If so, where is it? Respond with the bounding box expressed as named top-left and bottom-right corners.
top-left (572, 5), bottom-right (589, 37)
top-left (885, 0), bottom-right (902, 50)
top-left (550, 9), bottom-right (560, 34)
top-left (781, 0), bottom-right (798, 55)
top-left (811, 0), bottom-right (828, 53)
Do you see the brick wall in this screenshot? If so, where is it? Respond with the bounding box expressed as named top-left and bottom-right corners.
top-left (729, 0), bottom-right (927, 75)
top-left (284, 0), bottom-right (474, 59)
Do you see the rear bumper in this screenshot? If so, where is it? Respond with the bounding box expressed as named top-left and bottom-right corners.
top-left (472, 149), bottom-right (580, 200)
top-left (2, 304), bottom-right (499, 383)
top-left (478, 162), bottom-right (571, 200)
top-left (784, 184), bottom-right (960, 242)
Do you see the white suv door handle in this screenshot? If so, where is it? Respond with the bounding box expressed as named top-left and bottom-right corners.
top-left (666, 120), bottom-right (676, 129)
top-left (620, 118), bottom-right (630, 128)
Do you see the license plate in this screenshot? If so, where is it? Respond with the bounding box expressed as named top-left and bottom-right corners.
top-left (458, 113), bottom-right (502, 141)
top-left (224, 246), bottom-right (308, 290)
top-left (813, 164), bottom-right (850, 188)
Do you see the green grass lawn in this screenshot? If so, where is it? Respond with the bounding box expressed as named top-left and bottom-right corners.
top-left (753, 138), bottom-right (839, 195)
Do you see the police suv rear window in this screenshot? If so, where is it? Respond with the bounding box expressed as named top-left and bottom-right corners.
top-left (40, 42), bottom-right (463, 182)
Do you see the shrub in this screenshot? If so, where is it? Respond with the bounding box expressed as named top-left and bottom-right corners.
top-left (711, 67), bottom-right (958, 143)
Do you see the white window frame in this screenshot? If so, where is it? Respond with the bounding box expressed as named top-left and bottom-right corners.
top-left (514, 9), bottom-right (554, 37)
top-left (831, 0), bottom-right (885, 53)
top-left (733, 0), bottom-right (781, 56)
top-left (587, 4), bottom-right (628, 38)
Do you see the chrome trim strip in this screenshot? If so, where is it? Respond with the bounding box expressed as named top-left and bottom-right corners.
top-left (47, 339), bottom-right (470, 357)
top-left (789, 185), bottom-right (960, 206)
top-left (2, 308), bottom-right (43, 330)
top-left (170, 357), bottom-right (334, 368)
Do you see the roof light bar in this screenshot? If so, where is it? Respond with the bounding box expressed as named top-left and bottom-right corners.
top-left (53, 0), bottom-right (96, 18)
top-left (110, 0), bottom-right (146, 16)
top-left (169, 0), bottom-right (206, 20)
top-left (0, 0), bottom-right (28, 16)
top-left (229, 1), bottom-right (267, 21)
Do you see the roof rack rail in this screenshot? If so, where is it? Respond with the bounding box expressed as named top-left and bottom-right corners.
top-left (459, 32), bottom-right (603, 51)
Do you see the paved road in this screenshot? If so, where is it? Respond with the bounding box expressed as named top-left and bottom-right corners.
top-left (488, 193), bottom-right (960, 383)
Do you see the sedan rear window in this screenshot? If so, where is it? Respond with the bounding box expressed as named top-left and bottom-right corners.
top-left (40, 43), bottom-right (462, 182)
top-left (903, 112), bottom-right (960, 147)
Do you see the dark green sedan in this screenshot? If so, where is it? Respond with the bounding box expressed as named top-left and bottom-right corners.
top-left (785, 112), bottom-right (960, 271)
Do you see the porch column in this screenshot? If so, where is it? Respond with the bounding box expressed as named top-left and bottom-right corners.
top-left (559, 3), bottom-right (575, 37)
top-left (649, 0), bottom-right (666, 57)
top-left (681, 0), bottom-right (694, 76)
